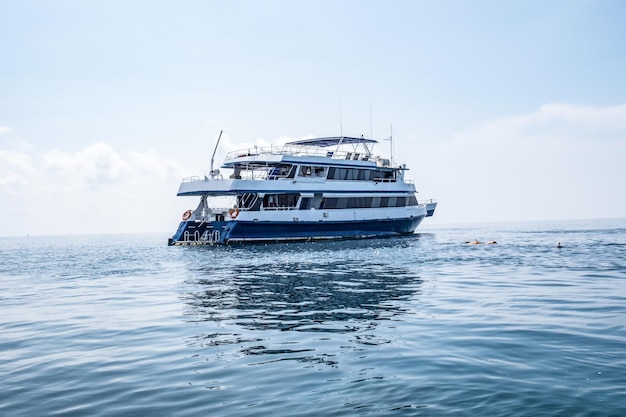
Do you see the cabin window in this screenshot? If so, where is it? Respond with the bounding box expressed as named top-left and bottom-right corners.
top-left (327, 168), bottom-right (375, 181)
top-left (347, 197), bottom-right (373, 208)
top-left (316, 196), bottom-right (414, 209)
top-left (268, 164), bottom-right (294, 179)
top-left (395, 197), bottom-right (407, 207)
top-left (237, 193), bottom-right (260, 209)
top-left (322, 198), bottom-right (338, 209)
top-left (318, 197), bottom-right (377, 209)
top-left (300, 197), bottom-right (312, 210)
top-left (373, 169), bottom-right (396, 181)
top-left (313, 166), bottom-right (327, 177)
top-left (298, 165), bottom-right (327, 178)
top-left (263, 193), bottom-right (300, 209)
top-left (269, 166), bottom-right (280, 178)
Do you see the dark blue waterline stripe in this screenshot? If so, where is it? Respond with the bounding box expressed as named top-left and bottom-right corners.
top-left (168, 216), bottom-right (425, 245)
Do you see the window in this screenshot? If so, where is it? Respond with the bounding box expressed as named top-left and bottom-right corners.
top-left (323, 198), bottom-right (338, 209)
top-left (263, 193), bottom-right (300, 209)
top-left (347, 197), bottom-right (373, 208)
top-left (299, 165), bottom-right (327, 178)
top-left (313, 166), bottom-right (327, 177)
top-left (317, 196), bottom-right (390, 209)
top-left (299, 166), bottom-right (312, 176)
top-left (327, 168), bottom-right (377, 181)
top-left (300, 198), bottom-right (311, 210)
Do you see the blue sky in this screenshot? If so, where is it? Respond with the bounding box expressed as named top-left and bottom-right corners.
top-left (1, 0), bottom-right (625, 236)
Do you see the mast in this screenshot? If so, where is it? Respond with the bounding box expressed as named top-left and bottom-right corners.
top-left (210, 130), bottom-right (223, 179)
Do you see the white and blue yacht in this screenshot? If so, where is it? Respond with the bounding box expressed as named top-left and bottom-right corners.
top-left (168, 136), bottom-right (436, 245)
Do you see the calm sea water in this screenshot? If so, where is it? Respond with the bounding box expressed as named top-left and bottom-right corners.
top-left (2, 219), bottom-right (626, 416)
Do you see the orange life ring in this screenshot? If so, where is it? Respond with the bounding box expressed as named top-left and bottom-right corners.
top-left (182, 210), bottom-right (192, 220)
top-left (229, 208), bottom-right (240, 219)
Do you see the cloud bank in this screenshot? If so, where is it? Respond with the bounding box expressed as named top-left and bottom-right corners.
top-left (0, 138), bottom-right (186, 236)
top-left (416, 103), bottom-right (626, 223)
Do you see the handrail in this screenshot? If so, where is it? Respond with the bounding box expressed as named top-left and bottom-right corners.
top-left (261, 206), bottom-right (298, 211)
top-left (223, 145), bottom-right (380, 162)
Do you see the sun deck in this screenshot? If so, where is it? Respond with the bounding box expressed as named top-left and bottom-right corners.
top-left (224, 136), bottom-right (391, 166)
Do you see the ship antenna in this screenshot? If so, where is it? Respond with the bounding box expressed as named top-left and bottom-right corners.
top-left (390, 124), bottom-right (394, 166)
top-left (384, 124), bottom-right (394, 166)
top-left (339, 97), bottom-right (343, 138)
top-left (210, 130), bottom-right (223, 179)
top-left (370, 100), bottom-right (374, 139)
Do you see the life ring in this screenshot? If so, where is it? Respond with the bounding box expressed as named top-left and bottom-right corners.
top-left (229, 208), bottom-right (240, 219)
top-left (182, 210), bottom-right (192, 220)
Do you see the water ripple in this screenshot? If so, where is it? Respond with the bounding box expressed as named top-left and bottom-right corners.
top-left (2, 221), bottom-right (626, 416)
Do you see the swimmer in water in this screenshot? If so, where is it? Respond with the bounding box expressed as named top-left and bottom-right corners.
top-left (557, 242), bottom-right (563, 248)
top-left (465, 239), bottom-right (497, 244)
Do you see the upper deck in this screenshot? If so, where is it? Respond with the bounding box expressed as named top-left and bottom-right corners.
top-left (223, 136), bottom-right (392, 168)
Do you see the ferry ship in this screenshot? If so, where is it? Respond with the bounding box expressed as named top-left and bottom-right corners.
top-left (168, 136), bottom-right (436, 245)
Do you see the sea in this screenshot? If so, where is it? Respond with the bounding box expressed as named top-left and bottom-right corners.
top-left (1, 218), bottom-right (626, 417)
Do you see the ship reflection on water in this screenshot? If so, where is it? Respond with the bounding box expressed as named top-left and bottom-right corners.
top-left (181, 239), bottom-right (425, 363)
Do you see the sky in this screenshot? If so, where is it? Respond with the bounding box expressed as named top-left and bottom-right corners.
top-left (1, 0), bottom-right (625, 237)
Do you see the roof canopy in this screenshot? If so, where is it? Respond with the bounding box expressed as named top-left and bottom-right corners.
top-left (285, 136), bottom-right (378, 148)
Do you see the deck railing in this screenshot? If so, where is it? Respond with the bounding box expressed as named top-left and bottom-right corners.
top-left (224, 145), bottom-right (369, 162)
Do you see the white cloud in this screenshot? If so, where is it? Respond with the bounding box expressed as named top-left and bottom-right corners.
top-left (43, 142), bottom-right (131, 185)
top-left (0, 126), bottom-right (12, 136)
top-left (536, 103), bottom-right (626, 128)
top-left (126, 150), bottom-right (186, 183)
top-left (457, 103), bottom-right (626, 145)
top-left (0, 140), bottom-right (187, 236)
top-left (416, 103), bottom-right (626, 224)
top-left (0, 149), bottom-right (36, 187)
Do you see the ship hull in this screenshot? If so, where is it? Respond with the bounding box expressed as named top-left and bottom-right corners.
top-left (168, 215), bottom-right (425, 245)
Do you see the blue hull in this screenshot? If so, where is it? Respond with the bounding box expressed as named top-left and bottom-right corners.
top-left (168, 216), bottom-right (425, 245)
